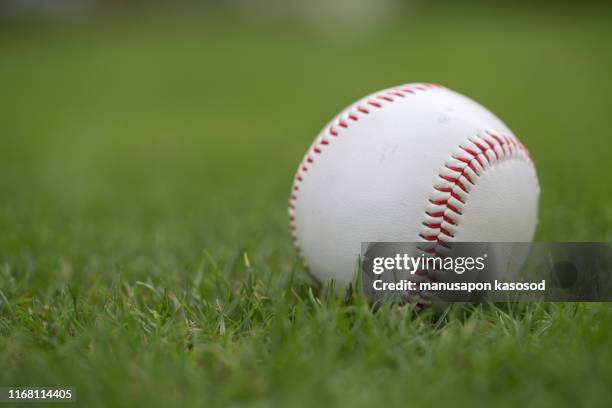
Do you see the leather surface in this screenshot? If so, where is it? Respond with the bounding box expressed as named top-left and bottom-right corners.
top-left (291, 84), bottom-right (540, 287)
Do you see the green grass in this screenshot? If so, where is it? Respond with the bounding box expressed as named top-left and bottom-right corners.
top-left (1, 5), bottom-right (612, 407)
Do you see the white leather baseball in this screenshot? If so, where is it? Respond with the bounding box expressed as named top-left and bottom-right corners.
top-left (289, 83), bottom-right (540, 288)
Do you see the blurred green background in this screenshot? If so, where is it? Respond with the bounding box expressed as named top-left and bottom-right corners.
top-left (1, 1), bottom-right (611, 407)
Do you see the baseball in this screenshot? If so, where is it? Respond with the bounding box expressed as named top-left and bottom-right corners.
top-left (289, 83), bottom-right (540, 288)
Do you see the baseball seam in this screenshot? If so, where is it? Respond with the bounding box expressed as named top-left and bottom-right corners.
top-left (418, 129), bottom-right (534, 256)
top-left (411, 132), bottom-right (535, 304)
top-left (288, 83), bottom-right (443, 259)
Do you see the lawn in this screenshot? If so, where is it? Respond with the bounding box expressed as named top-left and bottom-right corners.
top-left (0, 5), bottom-right (611, 407)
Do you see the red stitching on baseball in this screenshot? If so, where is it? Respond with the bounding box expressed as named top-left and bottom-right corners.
top-left (445, 165), bottom-right (463, 173)
top-left (424, 222), bottom-right (441, 228)
top-left (443, 215), bottom-right (456, 225)
top-left (446, 203), bottom-right (462, 214)
top-left (439, 175), bottom-right (457, 183)
top-left (450, 192), bottom-right (464, 203)
top-left (418, 132), bottom-right (534, 250)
